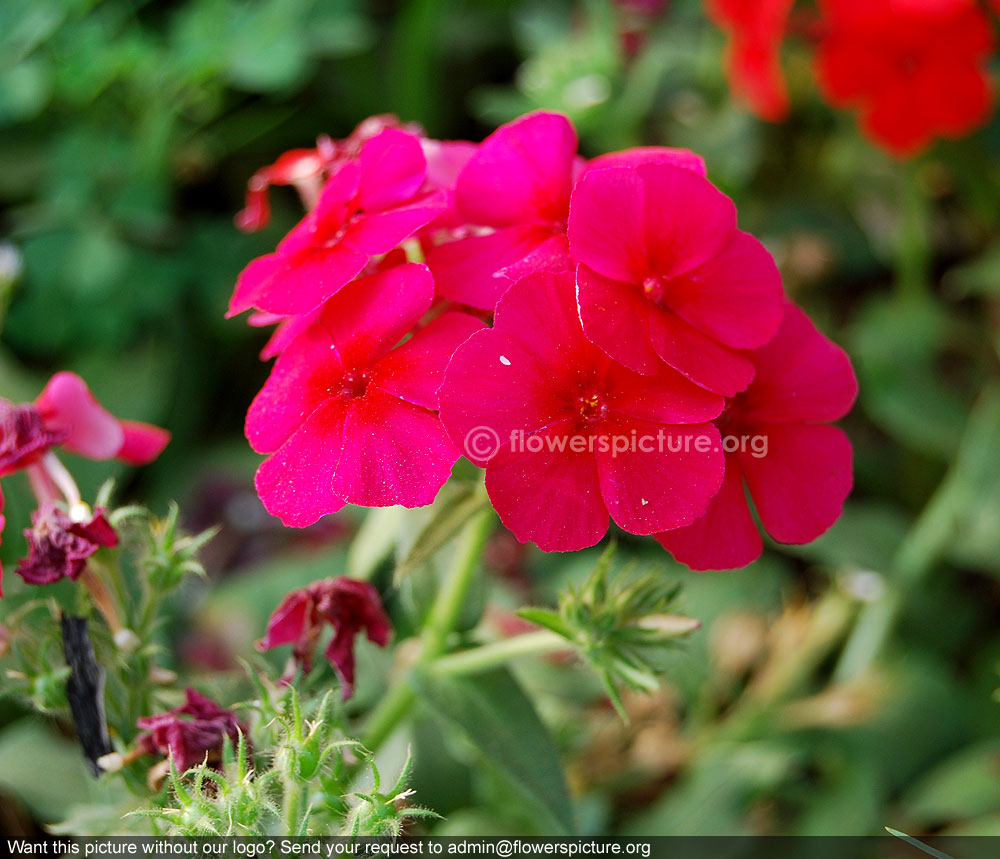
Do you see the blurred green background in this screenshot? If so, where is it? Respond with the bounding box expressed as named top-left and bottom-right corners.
top-left (3, 0), bottom-right (1000, 838)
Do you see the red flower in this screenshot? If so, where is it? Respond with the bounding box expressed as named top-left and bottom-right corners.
top-left (426, 111), bottom-right (581, 311)
top-left (234, 116), bottom-right (426, 233)
top-left (815, 0), bottom-right (995, 157)
top-left (706, 0), bottom-right (795, 121)
top-left (257, 577), bottom-right (392, 698)
top-left (227, 129), bottom-right (448, 318)
top-left (136, 689), bottom-right (244, 772)
top-left (16, 504), bottom-right (118, 585)
top-left (656, 303), bottom-right (857, 570)
top-left (438, 271), bottom-right (726, 552)
top-left (246, 263), bottom-right (483, 527)
top-left (568, 162), bottom-right (785, 396)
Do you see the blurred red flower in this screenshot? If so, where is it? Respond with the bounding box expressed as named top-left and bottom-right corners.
top-left (815, 0), bottom-right (995, 156)
top-left (706, 0), bottom-right (795, 121)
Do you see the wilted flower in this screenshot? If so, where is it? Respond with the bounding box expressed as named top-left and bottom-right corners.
top-left (0, 372), bottom-right (169, 594)
top-left (257, 577), bottom-right (392, 698)
top-left (136, 688), bottom-right (244, 773)
top-left (16, 504), bottom-right (118, 586)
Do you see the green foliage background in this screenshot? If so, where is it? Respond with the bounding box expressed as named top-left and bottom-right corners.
top-left (2, 0), bottom-right (1000, 837)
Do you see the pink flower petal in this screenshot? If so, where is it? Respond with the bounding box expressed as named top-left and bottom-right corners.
top-left (246, 324), bottom-right (343, 455)
top-left (345, 190), bottom-right (449, 256)
top-left (485, 420), bottom-right (609, 552)
top-left (738, 303), bottom-right (858, 424)
top-left (457, 112), bottom-right (577, 227)
top-left (497, 232), bottom-right (572, 281)
top-left (586, 146), bottom-right (707, 177)
top-left (595, 416), bottom-right (724, 535)
top-left (426, 225), bottom-right (556, 310)
top-left (576, 263), bottom-right (660, 375)
top-left (647, 307), bottom-right (756, 396)
top-left (604, 359), bottom-right (724, 425)
top-left (317, 263), bottom-right (434, 368)
top-left (665, 231), bottom-right (785, 349)
top-left (244, 242), bottom-right (369, 317)
top-left (372, 312), bottom-right (486, 410)
top-left (258, 311), bottom-right (320, 361)
top-left (35, 372), bottom-right (124, 461)
top-left (421, 139), bottom-right (478, 192)
top-left (228, 254), bottom-right (284, 317)
top-left (654, 458), bottom-right (763, 570)
top-left (117, 420), bottom-right (171, 464)
top-left (568, 167), bottom-right (647, 283)
top-left (255, 400), bottom-right (349, 528)
top-left (740, 422), bottom-right (853, 545)
top-left (493, 271), bottom-right (591, 357)
top-left (639, 163), bottom-right (738, 279)
top-left (438, 327), bottom-right (567, 466)
top-left (358, 129), bottom-right (428, 212)
top-left (257, 590), bottom-right (312, 651)
top-left (334, 389), bottom-right (458, 507)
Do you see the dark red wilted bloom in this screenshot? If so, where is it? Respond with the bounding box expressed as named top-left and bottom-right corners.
top-left (707, 0), bottom-right (795, 121)
top-left (568, 162), bottom-right (785, 397)
top-left (439, 272), bottom-right (726, 552)
top-left (246, 263), bottom-right (483, 527)
top-left (228, 128), bottom-right (448, 318)
top-left (257, 577), bottom-right (392, 698)
top-left (136, 688), bottom-right (244, 772)
top-left (815, 0), bottom-right (995, 157)
top-left (656, 303), bottom-right (857, 570)
top-left (16, 504), bottom-right (118, 585)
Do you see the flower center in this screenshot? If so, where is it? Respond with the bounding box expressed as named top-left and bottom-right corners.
top-left (576, 393), bottom-right (608, 424)
top-left (642, 275), bottom-right (668, 306)
top-left (340, 370), bottom-right (370, 400)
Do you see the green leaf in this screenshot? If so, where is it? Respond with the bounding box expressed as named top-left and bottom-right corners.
top-left (347, 506), bottom-right (409, 581)
top-left (942, 387), bottom-right (1000, 574)
top-left (413, 667), bottom-right (576, 834)
top-left (394, 480), bottom-right (488, 583)
top-left (516, 607), bottom-right (574, 641)
top-left (902, 740), bottom-right (1000, 826)
top-left (850, 294), bottom-right (969, 457)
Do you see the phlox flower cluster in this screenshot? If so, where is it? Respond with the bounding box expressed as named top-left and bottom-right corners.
top-left (707, 0), bottom-right (996, 157)
top-left (230, 111), bottom-right (857, 571)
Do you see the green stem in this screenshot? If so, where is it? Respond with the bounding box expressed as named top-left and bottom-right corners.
top-left (431, 630), bottom-right (571, 678)
top-left (282, 777), bottom-right (303, 835)
top-left (896, 161), bottom-right (931, 298)
top-left (834, 388), bottom-right (1000, 681)
top-left (361, 504), bottom-right (494, 752)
